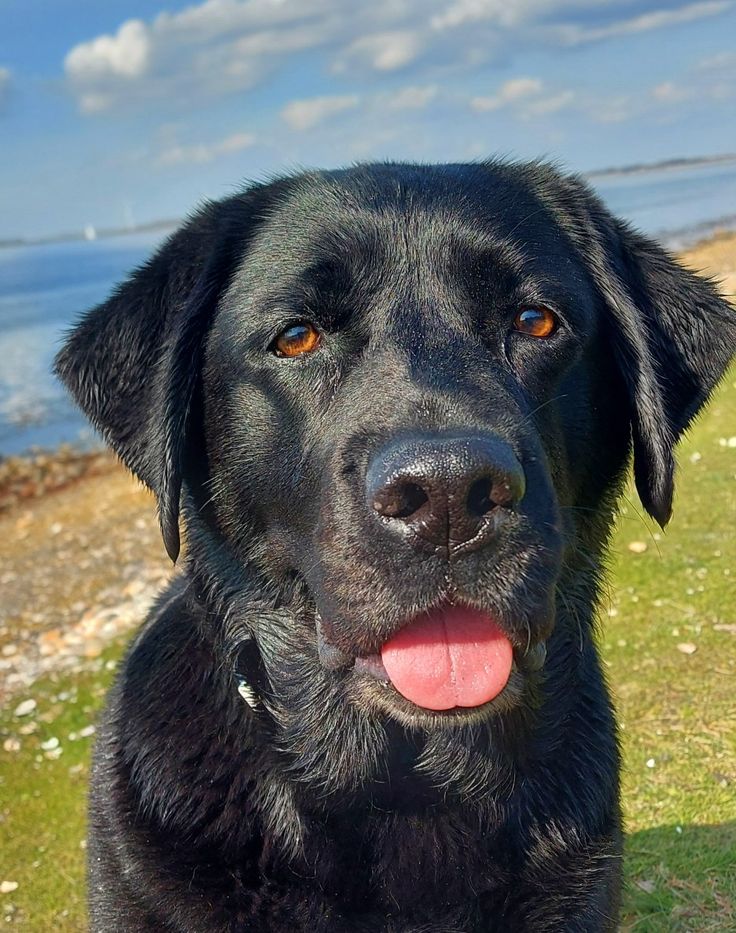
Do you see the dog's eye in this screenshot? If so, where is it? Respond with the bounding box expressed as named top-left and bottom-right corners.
top-left (513, 306), bottom-right (558, 339)
top-left (272, 322), bottom-right (321, 358)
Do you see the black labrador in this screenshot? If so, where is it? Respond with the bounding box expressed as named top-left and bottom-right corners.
top-left (56, 161), bottom-right (735, 932)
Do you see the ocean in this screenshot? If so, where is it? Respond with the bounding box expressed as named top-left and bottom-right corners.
top-left (2, 159), bottom-right (735, 456)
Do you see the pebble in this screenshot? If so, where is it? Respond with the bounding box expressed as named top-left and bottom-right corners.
top-left (627, 541), bottom-right (648, 554)
top-left (13, 698), bottom-right (37, 717)
top-left (40, 737), bottom-right (59, 750)
top-left (3, 738), bottom-right (21, 752)
top-left (0, 881), bottom-right (19, 894)
top-left (2, 578), bottom-right (167, 702)
top-left (677, 642), bottom-right (697, 655)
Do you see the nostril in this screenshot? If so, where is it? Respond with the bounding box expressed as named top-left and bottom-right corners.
top-left (489, 478), bottom-right (518, 509)
top-left (466, 475), bottom-right (518, 516)
top-left (373, 480), bottom-right (429, 520)
top-left (466, 477), bottom-right (495, 518)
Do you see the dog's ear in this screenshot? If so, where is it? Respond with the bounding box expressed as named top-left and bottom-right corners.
top-left (55, 181), bottom-right (290, 561)
top-left (582, 202), bottom-right (735, 526)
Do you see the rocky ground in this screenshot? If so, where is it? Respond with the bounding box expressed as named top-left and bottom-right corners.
top-left (1, 230), bottom-right (735, 706)
top-left (0, 454), bottom-right (172, 705)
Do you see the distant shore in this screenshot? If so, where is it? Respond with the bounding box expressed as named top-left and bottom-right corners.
top-left (0, 218), bottom-right (177, 251)
top-left (2, 153), bottom-right (735, 251)
top-left (585, 151), bottom-right (736, 180)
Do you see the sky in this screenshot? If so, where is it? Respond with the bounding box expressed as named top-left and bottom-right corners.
top-left (1, 0), bottom-right (735, 240)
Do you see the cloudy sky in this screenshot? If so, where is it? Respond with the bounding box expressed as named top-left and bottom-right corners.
top-left (1, 0), bottom-right (735, 239)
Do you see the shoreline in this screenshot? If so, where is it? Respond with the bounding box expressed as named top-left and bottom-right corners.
top-left (0, 446), bottom-right (114, 514)
top-left (3, 152), bottom-right (735, 251)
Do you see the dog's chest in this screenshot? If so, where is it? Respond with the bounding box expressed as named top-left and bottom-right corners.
top-left (257, 804), bottom-right (511, 923)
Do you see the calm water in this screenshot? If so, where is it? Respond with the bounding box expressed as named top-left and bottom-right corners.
top-left (1, 160), bottom-right (735, 455)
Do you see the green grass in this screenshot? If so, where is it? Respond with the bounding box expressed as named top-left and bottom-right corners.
top-left (2, 370), bottom-right (735, 931)
top-left (604, 368), bottom-right (736, 931)
top-left (0, 648), bottom-right (120, 929)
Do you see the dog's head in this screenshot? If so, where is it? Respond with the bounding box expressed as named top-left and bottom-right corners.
top-left (56, 161), bottom-right (734, 759)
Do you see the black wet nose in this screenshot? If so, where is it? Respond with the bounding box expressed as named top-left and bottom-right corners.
top-left (365, 433), bottom-right (525, 554)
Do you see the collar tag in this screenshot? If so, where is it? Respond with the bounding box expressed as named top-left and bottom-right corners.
top-left (236, 675), bottom-right (260, 710)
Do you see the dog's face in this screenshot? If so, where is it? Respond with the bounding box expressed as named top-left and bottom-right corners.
top-left (202, 165), bottom-right (630, 725)
top-left (56, 162), bottom-right (735, 775)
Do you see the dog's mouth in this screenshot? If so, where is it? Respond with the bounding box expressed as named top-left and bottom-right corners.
top-left (316, 606), bottom-right (546, 714)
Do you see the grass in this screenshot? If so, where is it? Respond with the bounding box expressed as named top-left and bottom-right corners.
top-left (0, 649), bottom-right (119, 929)
top-left (1, 369), bottom-right (735, 931)
top-left (605, 366), bottom-right (736, 930)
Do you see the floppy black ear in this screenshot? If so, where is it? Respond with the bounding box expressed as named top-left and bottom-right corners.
top-left (588, 212), bottom-right (735, 525)
top-left (55, 181), bottom-right (290, 561)
top-left (505, 160), bottom-right (735, 526)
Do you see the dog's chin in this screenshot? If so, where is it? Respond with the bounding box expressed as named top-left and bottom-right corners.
top-left (346, 661), bottom-right (531, 730)
top-left (314, 608), bottom-right (548, 731)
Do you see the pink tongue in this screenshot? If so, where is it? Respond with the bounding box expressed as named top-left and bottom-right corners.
top-left (380, 606), bottom-right (513, 711)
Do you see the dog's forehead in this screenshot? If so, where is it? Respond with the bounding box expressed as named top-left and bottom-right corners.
top-left (232, 165), bottom-right (583, 297)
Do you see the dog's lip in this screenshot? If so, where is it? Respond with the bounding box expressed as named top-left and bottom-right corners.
top-left (314, 610), bottom-right (547, 676)
top-left (315, 612), bottom-right (355, 671)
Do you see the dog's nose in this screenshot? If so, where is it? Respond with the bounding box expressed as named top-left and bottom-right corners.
top-left (366, 433), bottom-right (525, 553)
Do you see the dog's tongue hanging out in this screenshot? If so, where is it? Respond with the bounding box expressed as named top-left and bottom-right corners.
top-left (380, 606), bottom-right (513, 710)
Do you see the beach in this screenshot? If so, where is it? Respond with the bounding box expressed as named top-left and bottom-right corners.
top-left (1, 231), bottom-right (735, 700)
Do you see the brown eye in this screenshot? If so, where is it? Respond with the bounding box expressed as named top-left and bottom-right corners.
top-left (272, 322), bottom-right (321, 358)
top-left (513, 306), bottom-right (558, 339)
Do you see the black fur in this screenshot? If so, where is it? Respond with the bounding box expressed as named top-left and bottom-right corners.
top-left (55, 160), bottom-right (735, 932)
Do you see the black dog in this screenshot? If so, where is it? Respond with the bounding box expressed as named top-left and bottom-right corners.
top-left (56, 161), bottom-right (735, 932)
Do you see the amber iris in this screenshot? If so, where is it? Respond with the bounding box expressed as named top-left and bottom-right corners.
top-left (273, 322), bottom-right (321, 357)
top-left (513, 306), bottom-right (558, 338)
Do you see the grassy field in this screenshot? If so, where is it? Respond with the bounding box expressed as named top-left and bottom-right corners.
top-left (1, 369), bottom-right (735, 931)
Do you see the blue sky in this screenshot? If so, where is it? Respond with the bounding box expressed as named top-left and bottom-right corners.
top-left (1, 0), bottom-right (735, 239)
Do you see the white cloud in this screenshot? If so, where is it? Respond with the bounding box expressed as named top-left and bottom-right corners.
top-left (558, 1), bottom-right (733, 45)
top-left (652, 81), bottom-right (691, 103)
top-left (521, 89), bottom-right (575, 116)
top-left (432, 0), bottom-right (527, 30)
top-left (386, 84), bottom-right (438, 110)
top-left (431, 0), bottom-right (615, 31)
top-left (334, 31), bottom-right (423, 72)
top-left (62, 0), bottom-right (736, 119)
top-left (471, 79), bottom-right (575, 120)
top-left (471, 77), bottom-right (542, 111)
top-left (64, 1), bottom-right (343, 113)
top-left (586, 94), bottom-right (637, 123)
top-left (697, 49), bottom-right (736, 71)
top-left (79, 92), bottom-right (113, 114)
top-left (157, 130), bottom-right (255, 165)
top-left (281, 94), bottom-right (360, 131)
top-left (65, 19), bottom-right (151, 80)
